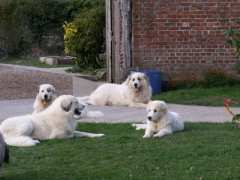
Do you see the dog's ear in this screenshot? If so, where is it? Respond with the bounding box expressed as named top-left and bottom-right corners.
top-left (51, 86), bottom-right (56, 94)
top-left (122, 74), bottom-right (131, 85)
top-left (143, 73), bottom-right (150, 83)
top-left (38, 85), bottom-right (42, 92)
top-left (159, 101), bottom-right (168, 113)
top-left (61, 99), bottom-right (73, 112)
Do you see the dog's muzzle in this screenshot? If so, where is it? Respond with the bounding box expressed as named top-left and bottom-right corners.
top-left (44, 94), bottom-right (50, 101)
top-left (134, 83), bottom-right (138, 89)
top-left (147, 116), bottom-right (152, 121)
top-left (74, 108), bottom-right (82, 116)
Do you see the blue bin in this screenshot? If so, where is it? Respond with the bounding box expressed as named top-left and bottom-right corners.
top-left (140, 69), bottom-right (162, 95)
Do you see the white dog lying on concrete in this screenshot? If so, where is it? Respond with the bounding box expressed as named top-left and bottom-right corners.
top-left (0, 95), bottom-right (104, 147)
top-left (79, 72), bottom-right (152, 108)
top-left (133, 101), bottom-right (184, 138)
top-left (33, 84), bottom-right (57, 114)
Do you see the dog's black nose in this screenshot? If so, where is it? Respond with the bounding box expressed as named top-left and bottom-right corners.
top-left (44, 95), bottom-right (48, 99)
top-left (134, 83), bottom-right (138, 88)
top-left (148, 116), bottom-right (152, 120)
top-left (74, 109), bottom-right (81, 115)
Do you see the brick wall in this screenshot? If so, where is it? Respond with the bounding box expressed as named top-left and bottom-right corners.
top-left (132, 0), bottom-right (240, 81)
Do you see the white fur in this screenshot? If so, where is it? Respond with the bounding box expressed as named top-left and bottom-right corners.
top-left (33, 84), bottom-right (56, 114)
top-left (81, 72), bottom-right (152, 108)
top-left (134, 101), bottom-right (184, 138)
top-left (77, 100), bottom-right (104, 119)
top-left (0, 95), bottom-right (104, 147)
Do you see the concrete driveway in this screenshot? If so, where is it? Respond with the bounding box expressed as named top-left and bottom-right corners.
top-left (0, 98), bottom-right (236, 123)
top-left (0, 64), bottom-right (236, 123)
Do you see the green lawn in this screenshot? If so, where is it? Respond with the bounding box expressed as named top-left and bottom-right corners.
top-left (1, 123), bottom-right (240, 180)
top-left (0, 57), bottom-right (72, 68)
top-left (154, 85), bottom-right (240, 106)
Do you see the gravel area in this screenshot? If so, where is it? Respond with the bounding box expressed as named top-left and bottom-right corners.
top-left (0, 65), bottom-right (72, 100)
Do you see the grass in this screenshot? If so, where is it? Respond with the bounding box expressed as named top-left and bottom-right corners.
top-left (0, 57), bottom-right (72, 68)
top-left (1, 123), bottom-right (240, 180)
top-left (154, 85), bottom-right (240, 106)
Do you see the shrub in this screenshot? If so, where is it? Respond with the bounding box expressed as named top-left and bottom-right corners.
top-left (202, 70), bottom-right (239, 87)
top-left (225, 28), bottom-right (240, 58)
top-left (63, 0), bottom-right (105, 69)
top-left (168, 70), bottom-right (240, 90)
top-left (0, 0), bottom-right (78, 55)
top-left (225, 28), bottom-right (240, 73)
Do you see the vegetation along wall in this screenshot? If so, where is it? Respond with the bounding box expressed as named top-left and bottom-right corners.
top-left (132, 0), bottom-right (240, 81)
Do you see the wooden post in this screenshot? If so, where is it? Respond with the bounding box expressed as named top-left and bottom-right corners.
top-left (106, 0), bottom-right (132, 83)
top-left (105, 0), bottom-right (112, 82)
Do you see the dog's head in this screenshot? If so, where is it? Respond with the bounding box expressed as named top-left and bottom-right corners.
top-left (59, 95), bottom-right (86, 119)
top-left (146, 101), bottom-right (168, 122)
top-left (125, 72), bottom-right (149, 91)
top-left (38, 84), bottom-right (56, 102)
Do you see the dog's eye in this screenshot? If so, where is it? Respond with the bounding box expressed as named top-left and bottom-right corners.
top-left (132, 78), bottom-right (135, 81)
top-left (41, 90), bottom-right (44, 93)
top-left (154, 109), bottom-right (157, 113)
top-left (47, 88), bottom-right (51, 92)
top-left (137, 78), bottom-right (141, 81)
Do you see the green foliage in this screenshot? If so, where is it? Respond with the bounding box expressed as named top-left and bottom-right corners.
top-left (0, 0), bottom-right (105, 59)
top-left (225, 28), bottom-right (240, 73)
top-left (202, 70), bottom-right (239, 88)
top-left (233, 60), bottom-right (240, 73)
top-left (0, 0), bottom-right (71, 55)
top-left (64, 0), bottom-right (105, 69)
top-left (225, 28), bottom-right (240, 57)
top-left (170, 70), bottom-right (240, 90)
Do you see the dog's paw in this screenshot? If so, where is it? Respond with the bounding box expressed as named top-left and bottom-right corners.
top-left (95, 133), bottom-right (105, 137)
top-left (153, 134), bottom-right (162, 138)
top-left (132, 123), bottom-right (137, 127)
top-left (143, 134), bottom-right (151, 138)
top-left (33, 140), bottom-right (40, 144)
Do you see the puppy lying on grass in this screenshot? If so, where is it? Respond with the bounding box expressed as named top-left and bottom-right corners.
top-left (133, 101), bottom-right (184, 138)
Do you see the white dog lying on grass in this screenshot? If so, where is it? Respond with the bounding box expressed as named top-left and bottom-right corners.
top-left (0, 95), bottom-right (104, 147)
top-left (79, 72), bottom-right (152, 108)
top-left (133, 101), bottom-right (184, 138)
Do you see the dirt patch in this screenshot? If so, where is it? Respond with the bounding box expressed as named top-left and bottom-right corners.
top-left (0, 66), bottom-right (72, 100)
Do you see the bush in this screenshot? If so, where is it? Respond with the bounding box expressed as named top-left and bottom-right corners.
top-left (225, 28), bottom-right (240, 73)
top-left (168, 70), bottom-right (240, 90)
top-left (203, 70), bottom-right (239, 87)
top-left (63, 0), bottom-right (105, 69)
top-left (0, 0), bottom-right (71, 55)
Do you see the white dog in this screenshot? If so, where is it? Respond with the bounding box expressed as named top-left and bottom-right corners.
top-left (77, 99), bottom-right (104, 119)
top-left (134, 101), bottom-right (184, 138)
top-left (33, 84), bottom-right (104, 118)
top-left (33, 84), bottom-right (56, 114)
top-left (80, 72), bottom-right (152, 108)
top-left (0, 95), bottom-right (104, 147)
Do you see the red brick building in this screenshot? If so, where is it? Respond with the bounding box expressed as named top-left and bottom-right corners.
top-left (106, 0), bottom-right (239, 82)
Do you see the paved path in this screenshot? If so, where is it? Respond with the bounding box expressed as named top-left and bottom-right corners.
top-left (0, 98), bottom-right (236, 123)
top-left (0, 64), bottom-right (236, 123)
